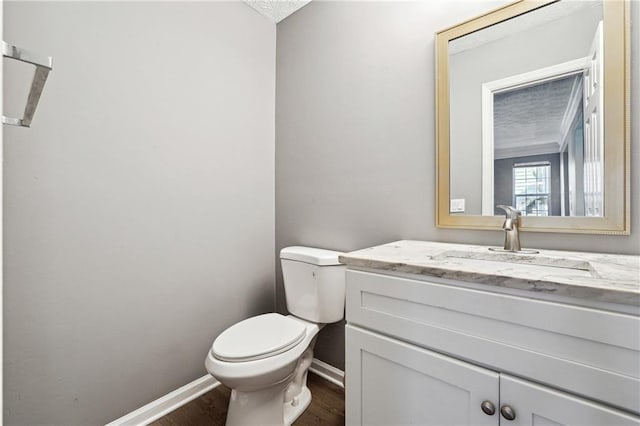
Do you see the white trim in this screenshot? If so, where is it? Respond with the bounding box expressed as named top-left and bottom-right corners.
top-left (560, 151), bottom-right (566, 217)
top-left (483, 57), bottom-right (590, 95)
top-left (494, 141), bottom-right (560, 160)
top-left (309, 358), bottom-right (345, 389)
top-left (481, 83), bottom-right (495, 216)
top-left (106, 358), bottom-right (343, 426)
top-left (559, 75), bottom-right (584, 152)
top-left (0, 1), bottom-right (4, 422)
top-left (106, 357), bottom-right (344, 425)
top-left (105, 375), bottom-right (220, 426)
top-left (481, 57), bottom-right (590, 216)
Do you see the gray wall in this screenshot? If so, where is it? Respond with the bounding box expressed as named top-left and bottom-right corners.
top-left (275, 0), bottom-right (640, 370)
top-left (449, 5), bottom-right (602, 214)
top-left (3, 2), bottom-right (275, 424)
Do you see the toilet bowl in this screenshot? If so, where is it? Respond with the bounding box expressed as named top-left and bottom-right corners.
top-left (205, 314), bottom-right (321, 425)
top-left (204, 246), bottom-right (345, 426)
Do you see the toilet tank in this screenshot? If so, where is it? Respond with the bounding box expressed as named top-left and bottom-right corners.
top-left (280, 246), bottom-right (346, 323)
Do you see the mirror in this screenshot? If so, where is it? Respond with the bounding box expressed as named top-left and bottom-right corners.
top-left (436, 0), bottom-right (630, 234)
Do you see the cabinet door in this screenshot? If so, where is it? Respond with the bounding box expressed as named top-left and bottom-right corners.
top-left (499, 375), bottom-right (640, 426)
top-left (346, 325), bottom-right (500, 426)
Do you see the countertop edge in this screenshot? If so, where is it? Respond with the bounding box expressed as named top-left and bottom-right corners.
top-left (339, 252), bottom-right (640, 308)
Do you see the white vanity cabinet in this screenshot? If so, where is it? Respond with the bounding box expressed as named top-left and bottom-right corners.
top-left (347, 325), bottom-right (500, 426)
top-left (344, 269), bottom-right (640, 426)
top-left (500, 375), bottom-right (639, 426)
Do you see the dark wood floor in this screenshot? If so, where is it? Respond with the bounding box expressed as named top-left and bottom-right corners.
top-left (151, 372), bottom-right (345, 426)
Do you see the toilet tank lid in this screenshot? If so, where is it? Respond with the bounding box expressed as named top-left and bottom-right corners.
top-left (280, 246), bottom-right (344, 266)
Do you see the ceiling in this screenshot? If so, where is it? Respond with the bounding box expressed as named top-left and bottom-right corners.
top-left (245, 0), bottom-right (311, 23)
top-left (449, 1), bottom-right (601, 56)
top-left (494, 74), bottom-right (582, 160)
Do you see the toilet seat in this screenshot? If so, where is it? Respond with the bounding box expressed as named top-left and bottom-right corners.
top-left (212, 313), bottom-right (307, 362)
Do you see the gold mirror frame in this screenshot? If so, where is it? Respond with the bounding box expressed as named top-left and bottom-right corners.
top-left (436, 0), bottom-right (630, 235)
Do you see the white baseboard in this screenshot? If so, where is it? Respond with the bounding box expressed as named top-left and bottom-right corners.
top-left (105, 375), bottom-right (220, 426)
top-left (106, 358), bottom-right (344, 425)
top-left (309, 358), bottom-right (345, 388)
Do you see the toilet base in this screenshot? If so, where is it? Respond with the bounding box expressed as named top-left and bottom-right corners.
top-left (226, 380), bottom-right (289, 426)
top-left (224, 383), bottom-right (311, 426)
top-left (283, 386), bottom-right (311, 426)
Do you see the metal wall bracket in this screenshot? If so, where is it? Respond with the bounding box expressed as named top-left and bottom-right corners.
top-left (2, 41), bottom-right (53, 128)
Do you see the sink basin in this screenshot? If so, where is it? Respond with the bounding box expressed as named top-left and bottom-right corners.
top-left (433, 250), bottom-right (597, 279)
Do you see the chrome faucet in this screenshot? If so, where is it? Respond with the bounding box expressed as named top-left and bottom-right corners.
top-left (489, 205), bottom-right (539, 254)
top-left (496, 205), bottom-right (521, 252)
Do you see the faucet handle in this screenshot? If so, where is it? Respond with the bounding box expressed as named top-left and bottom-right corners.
top-left (496, 205), bottom-right (520, 220)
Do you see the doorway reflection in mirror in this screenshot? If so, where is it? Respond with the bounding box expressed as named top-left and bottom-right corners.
top-left (448, 0), bottom-right (605, 218)
top-left (491, 70), bottom-right (601, 218)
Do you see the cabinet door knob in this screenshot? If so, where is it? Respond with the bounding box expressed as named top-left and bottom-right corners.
top-left (500, 404), bottom-right (516, 421)
top-left (481, 400), bottom-right (496, 415)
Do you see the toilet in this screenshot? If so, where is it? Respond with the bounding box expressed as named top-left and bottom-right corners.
top-left (205, 246), bottom-right (346, 426)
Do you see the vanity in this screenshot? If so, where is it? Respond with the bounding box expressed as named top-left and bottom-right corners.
top-left (341, 0), bottom-right (638, 422)
top-left (341, 241), bottom-right (640, 425)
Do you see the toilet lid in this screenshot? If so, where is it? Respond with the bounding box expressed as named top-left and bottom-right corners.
top-left (212, 313), bottom-right (306, 362)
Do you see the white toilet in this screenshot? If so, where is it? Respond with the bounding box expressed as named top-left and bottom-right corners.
top-left (205, 246), bottom-right (346, 426)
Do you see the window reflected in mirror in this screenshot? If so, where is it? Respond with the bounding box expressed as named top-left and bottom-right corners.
top-left (512, 162), bottom-right (551, 217)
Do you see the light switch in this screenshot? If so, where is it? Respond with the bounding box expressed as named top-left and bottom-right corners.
top-left (450, 198), bottom-right (465, 213)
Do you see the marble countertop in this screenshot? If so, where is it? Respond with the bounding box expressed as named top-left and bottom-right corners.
top-left (339, 240), bottom-right (640, 307)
